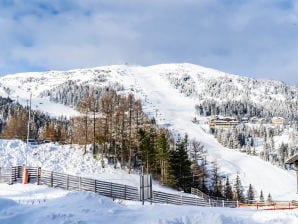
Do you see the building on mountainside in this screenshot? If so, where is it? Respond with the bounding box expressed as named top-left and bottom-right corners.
top-left (271, 117), bottom-right (284, 126)
top-left (251, 117), bottom-right (259, 124)
top-left (208, 116), bottom-right (239, 129)
top-left (241, 117), bottom-right (248, 123)
top-left (250, 117), bottom-right (267, 125)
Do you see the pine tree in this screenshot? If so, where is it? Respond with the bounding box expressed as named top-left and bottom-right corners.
top-left (267, 193), bottom-right (272, 203)
top-left (210, 161), bottom-right (223, 197)
top-left (224, 177), bottom-right (233, 200)
top-left (259, 190), bottom-right (264, 203)
top-left (233, 175), bottom-right (244, 202)
top-left (279, 143), bottom-right (288, 166)
top-left (246, 184), bottom-right (255, 204)
top-left (139, 128), bottom-right (157, 175)
top-left (169, 134), bottom-right (192, 192)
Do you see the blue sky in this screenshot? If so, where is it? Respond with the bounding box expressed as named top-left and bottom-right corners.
top-left (0, 0), bottom-right (298, 84)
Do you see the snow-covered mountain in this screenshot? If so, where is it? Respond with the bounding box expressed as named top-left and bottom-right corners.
top-left (0, 63), bottom-right (297, 200)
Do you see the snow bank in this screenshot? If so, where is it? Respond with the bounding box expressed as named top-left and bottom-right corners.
top-left (0, 139), bottom-right (180, 194)
top-left (0, 183), bottom-right (297, 224)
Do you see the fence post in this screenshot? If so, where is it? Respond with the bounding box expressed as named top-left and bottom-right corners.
top-left (37, 167), bottom-right (41, 185)
top-left (10, 167), bottom-right (14, 184)
top-left (209, 198), bottom-right (211, 206)
top-left (79, 177), bottom-right (81, 191)
top-left (110, 182), bottom-right (113, 199)
top-left (289, 201), bottom-right (291, 210)
top-left (94, 179), bottom-right (96, 193)
top-left (124, 185), bottom-right (127, 200)
top-left (22, 167), bottom-right (28, 184)
top-left (66, 175), bottom-right (69, 190)
top-left (237, 201), bottom-right (239, 208)
top-left (9, 167), bottom-right (12, 185)
top-left (51, 171), bottom-right (53, 187)
top-left (222, 200), bottom-right (225, 207)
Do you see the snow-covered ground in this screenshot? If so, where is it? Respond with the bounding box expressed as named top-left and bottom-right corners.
top-left (0, 139), bottom-right (182, 194)
top-left (0, 183), bottom-right (298, 224)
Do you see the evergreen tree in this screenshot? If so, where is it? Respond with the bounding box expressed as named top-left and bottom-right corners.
top-left (246, 184), bottom-right (255, 204)
top-left (210, 161), bottom-right (223, 197)
top-left (139, 128), bottom-right (156, 174)
top-left (224, 177), bottom-right (233, 200)
top-left (169, 134), bottom-right (192, 192)
top-left (259, 190), bottom-right (264, 203)
top-left (278, 143), bottom-right (288, 166)
top-left (233, 175), bottom-right (245, 202)
top-left (267, 193), bottom-right (272, 203)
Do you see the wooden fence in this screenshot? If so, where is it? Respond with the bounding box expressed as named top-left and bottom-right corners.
top-left (151, 190), bottom-right (209, 206)
top-left (0, 166), bottom-right (237, 208)
top-left (191, 187), bottom-right (238, 208)
top-left (39, 169), bottom-right (139, 201)
top-left (0, 167), bottom-right (13, 184)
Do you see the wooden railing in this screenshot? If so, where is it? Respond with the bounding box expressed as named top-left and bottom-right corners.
top-left (152, 190), bottom-right (209, 206)
top-left (39, 169), bottom-right (139, 201)
top-left (191, 187), bottom-right (238, 208)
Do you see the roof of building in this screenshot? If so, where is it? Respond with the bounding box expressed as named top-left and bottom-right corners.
top-left (286, 154), bottom-right (298, 164)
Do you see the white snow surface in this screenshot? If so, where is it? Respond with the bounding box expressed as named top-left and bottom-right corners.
top-left (0, 183), bottom-right (298, 224)
top-left (0, 63), bottom-right (297, 200)
top-left (0, 139), bottom-right (178, 194)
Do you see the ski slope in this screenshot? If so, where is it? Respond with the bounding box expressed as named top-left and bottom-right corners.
top-left (122, 65), bottom-right (297, 200)
top-left (0, 63), bottom-right (297, 200)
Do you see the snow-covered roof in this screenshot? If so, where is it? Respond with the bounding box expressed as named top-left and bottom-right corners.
top-left (286, 153), bottom-right (298, 164)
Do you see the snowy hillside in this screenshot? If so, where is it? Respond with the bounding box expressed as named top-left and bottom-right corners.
top-left (0, 63), bottom-right (297, 200)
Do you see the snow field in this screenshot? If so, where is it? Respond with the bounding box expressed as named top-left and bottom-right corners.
top-left (0, 183), bottom-right (298, 224)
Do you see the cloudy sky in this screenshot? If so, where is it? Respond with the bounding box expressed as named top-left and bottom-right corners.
top-left (0, 0), bottom-right (297, 84)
